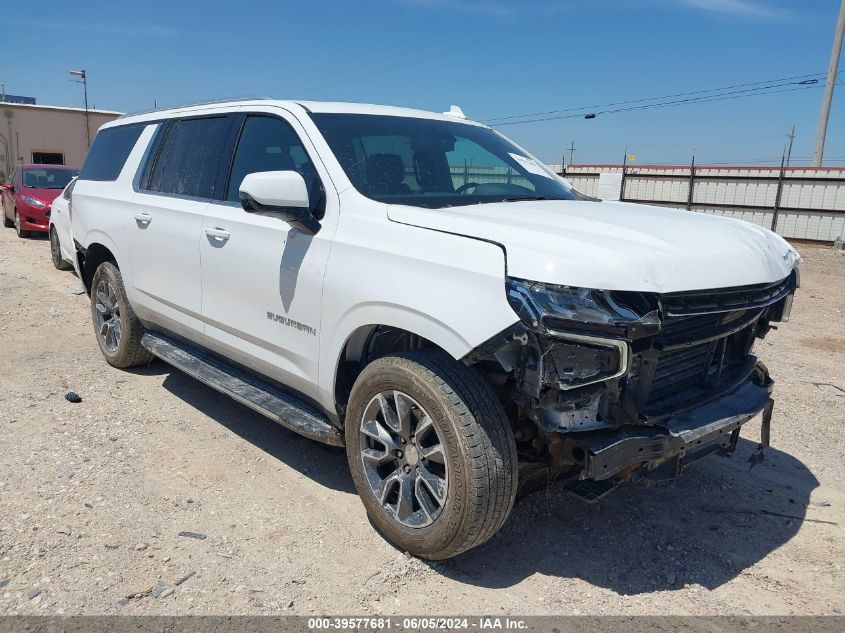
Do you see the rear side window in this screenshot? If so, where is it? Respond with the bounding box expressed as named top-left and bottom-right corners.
top-left (145, 116), bottom-right (231, 199)
top-left (79, 125), bottom-right (145, 181)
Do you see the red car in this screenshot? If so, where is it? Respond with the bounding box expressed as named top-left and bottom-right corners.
top-left (2, 164), bottom-right (79, 238)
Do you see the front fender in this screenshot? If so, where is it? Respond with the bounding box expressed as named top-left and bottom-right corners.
top-left (316, 210), bottom-right (518, 412)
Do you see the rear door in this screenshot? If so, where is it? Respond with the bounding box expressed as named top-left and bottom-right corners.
top-left (128, 114), bottom-right (234, 339)
top-left (199, 109), bottom-right (336, 399)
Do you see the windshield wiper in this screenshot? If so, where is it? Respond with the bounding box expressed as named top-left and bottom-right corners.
top-left (502, 196), bottom-right (548, 202)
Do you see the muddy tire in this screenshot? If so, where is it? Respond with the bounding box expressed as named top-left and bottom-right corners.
top-left (345, 349), bottom-right (517, 560)
top-left (50, 227), bottom-right (72, 270)
top-left (90, 261), bottom-right (153, 368)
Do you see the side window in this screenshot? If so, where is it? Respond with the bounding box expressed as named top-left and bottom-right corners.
top-left (226, 115), bottom-right (322, 209)
top-left (146, 116), bottom-right (231, 199)
top-left (79, 125), bottom-right (145, 181)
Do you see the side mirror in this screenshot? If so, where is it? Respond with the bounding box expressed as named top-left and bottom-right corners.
top-left (1, 182), bottom-right (13, 192)
top-left (239, 171), bottom-right (320, 235)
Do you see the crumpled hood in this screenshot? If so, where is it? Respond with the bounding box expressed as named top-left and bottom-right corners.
top-left (388, 199), bottom-right (801, 293)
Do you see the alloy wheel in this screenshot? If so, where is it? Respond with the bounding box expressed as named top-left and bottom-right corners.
top-left (359, 390), bottom-right (449, 528)
top-left (94, 280), bottom-right (122, 352)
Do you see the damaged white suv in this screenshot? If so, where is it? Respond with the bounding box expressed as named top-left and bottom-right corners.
top-left (70, 99), bottom-right (800, 559)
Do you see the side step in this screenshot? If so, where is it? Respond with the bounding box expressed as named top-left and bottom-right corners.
top-left (141, 332), bottom-right (344, 446)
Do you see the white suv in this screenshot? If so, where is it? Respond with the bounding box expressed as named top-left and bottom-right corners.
top-left (70, 99), bottom-right (800, 559)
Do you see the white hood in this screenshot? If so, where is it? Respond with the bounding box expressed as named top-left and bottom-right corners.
top-left (388, 200), bottom-right (800, 293)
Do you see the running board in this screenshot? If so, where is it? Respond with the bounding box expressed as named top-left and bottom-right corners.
top-left (141, 332), bottom-right (344, 446)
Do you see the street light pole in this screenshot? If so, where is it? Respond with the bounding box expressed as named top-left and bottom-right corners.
top-left (813, 0), bottom-right (845, 166)
top-left (69, 70), bottom-right (90, 148)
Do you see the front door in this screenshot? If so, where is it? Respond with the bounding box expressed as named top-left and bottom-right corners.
top-left (200, 111), bottom-right (334, 400)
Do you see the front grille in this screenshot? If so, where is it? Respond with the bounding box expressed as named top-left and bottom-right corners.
top-left (658, 312), bottom-right (723, 341)
top-left (647, 343), bottom-right (711, 404)
top-left (636, 280), bottom-right (786, 415)
top-left (660, 276), bottom-right (792, 317)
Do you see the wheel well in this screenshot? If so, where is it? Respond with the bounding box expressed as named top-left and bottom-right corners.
top-left (79, 243), bottom-right (116, 294)
top-left (334, 325), bottom-right (444, 417)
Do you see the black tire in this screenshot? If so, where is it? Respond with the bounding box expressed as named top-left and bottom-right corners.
top-left (2, 210), bottom-right (12, 228)
top-left (90, 261), bottom-right (153, 368)
top-left (345, 349), bottom-right (518, 559)
top-left (50, 227), bottom-right (72, 270)
top-left (14, 209), bottom-right (30, 238)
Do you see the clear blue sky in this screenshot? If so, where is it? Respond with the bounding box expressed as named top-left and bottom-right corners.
top-left (3, 0), bottom-right (843, 166)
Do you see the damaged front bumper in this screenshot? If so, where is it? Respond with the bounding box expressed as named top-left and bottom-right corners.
top-left (464, 274), bottom-right (796, 485)
top-left (573, 372), bottom-right (773, 480)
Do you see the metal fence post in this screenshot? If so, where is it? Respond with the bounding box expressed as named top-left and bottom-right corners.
top-left (772, 156), bottom-right (785, 232)
top-left (687, 155), bottom-right (696, 211)
top-left (620, 148), bottom-right (628, 201)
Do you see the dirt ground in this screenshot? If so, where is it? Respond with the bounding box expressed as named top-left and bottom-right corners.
top-left (0, 227), bottom-right (842, 616)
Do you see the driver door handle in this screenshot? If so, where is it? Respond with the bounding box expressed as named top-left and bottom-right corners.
top-left (133, 212), bottom-right (152, 227)
top-left (205, 227), bottom-right (231, 242)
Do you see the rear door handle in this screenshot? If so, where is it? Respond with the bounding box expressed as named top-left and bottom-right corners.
top-left (205, 227), bottom-right (230, 241)
top-left (133, 212), bottom-right (152, 227)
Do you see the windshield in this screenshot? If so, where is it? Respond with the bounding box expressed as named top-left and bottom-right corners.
top-left (310, 113), bottom-right (576, 209)
top-left (22, 168), bottom-right (79, 190)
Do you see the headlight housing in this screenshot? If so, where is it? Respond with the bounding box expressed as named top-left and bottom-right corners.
top-left (21, 195), bottom-right (47, 209)
top-left (545, 335), bottom-right (628, 389)
top-left (506, 278), bottom-right (657, 389)
top-left (506, 278), bottom-right (656, 335)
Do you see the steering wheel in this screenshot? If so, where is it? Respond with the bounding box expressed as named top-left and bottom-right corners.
top-left (455, 182), bottom-right (480, 195)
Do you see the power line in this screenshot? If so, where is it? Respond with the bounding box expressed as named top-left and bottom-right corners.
top-left (484, 72), bottom-right (828, 125)
top-left (491, 82), bottom-right (825, 127)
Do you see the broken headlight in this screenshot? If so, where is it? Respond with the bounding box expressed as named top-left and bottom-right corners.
top-left (546, 338), bottom-right (626, 389)
top-left (506, 278), bottom-right (652, 335)
top-left (506, 278), bottom-right (642, 388)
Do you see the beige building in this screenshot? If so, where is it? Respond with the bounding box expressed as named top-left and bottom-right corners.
top-left (0, 102), bottom-right (122, 181)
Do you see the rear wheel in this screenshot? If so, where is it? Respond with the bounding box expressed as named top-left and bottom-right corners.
top-left (90, 261), bottom-right (153, 368)
top-left (50, 227), bottom-right (72, 270)
top-left (346, 350), bottom-right (517, 559)
top-left (14, 209), bottom-right (30, 238)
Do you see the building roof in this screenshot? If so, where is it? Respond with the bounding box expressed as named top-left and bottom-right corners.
top-left (1, 102), bottom-right (122, 116)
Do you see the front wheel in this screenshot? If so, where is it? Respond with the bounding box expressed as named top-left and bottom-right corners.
top-left (14, 210), bottom-right (30, 238)
top-left (346, 350), bottom-right (518, 559)
top-left (2, 210), bottom-right (12, 228)
top-left (90, 261), bottom-right (153, 368)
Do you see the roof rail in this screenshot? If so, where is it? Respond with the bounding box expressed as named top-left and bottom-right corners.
top-left (118, 96), bottom-right (273, 118)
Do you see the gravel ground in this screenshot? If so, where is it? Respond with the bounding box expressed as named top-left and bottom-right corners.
top-left (0, 228), bottom-right (842, 616)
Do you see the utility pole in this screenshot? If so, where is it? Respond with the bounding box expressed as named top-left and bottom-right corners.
top-left (69, 70), bottom-right (91, 148)
top-left (785, 126), bottom-right (796, 166)
top-left (566, 141), bottom-right (576, 166)
top-left (814, 0), bottom-right (845, 166)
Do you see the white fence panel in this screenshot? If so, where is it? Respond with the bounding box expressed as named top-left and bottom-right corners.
top-left (560, 164), bottom-right (845, 242)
